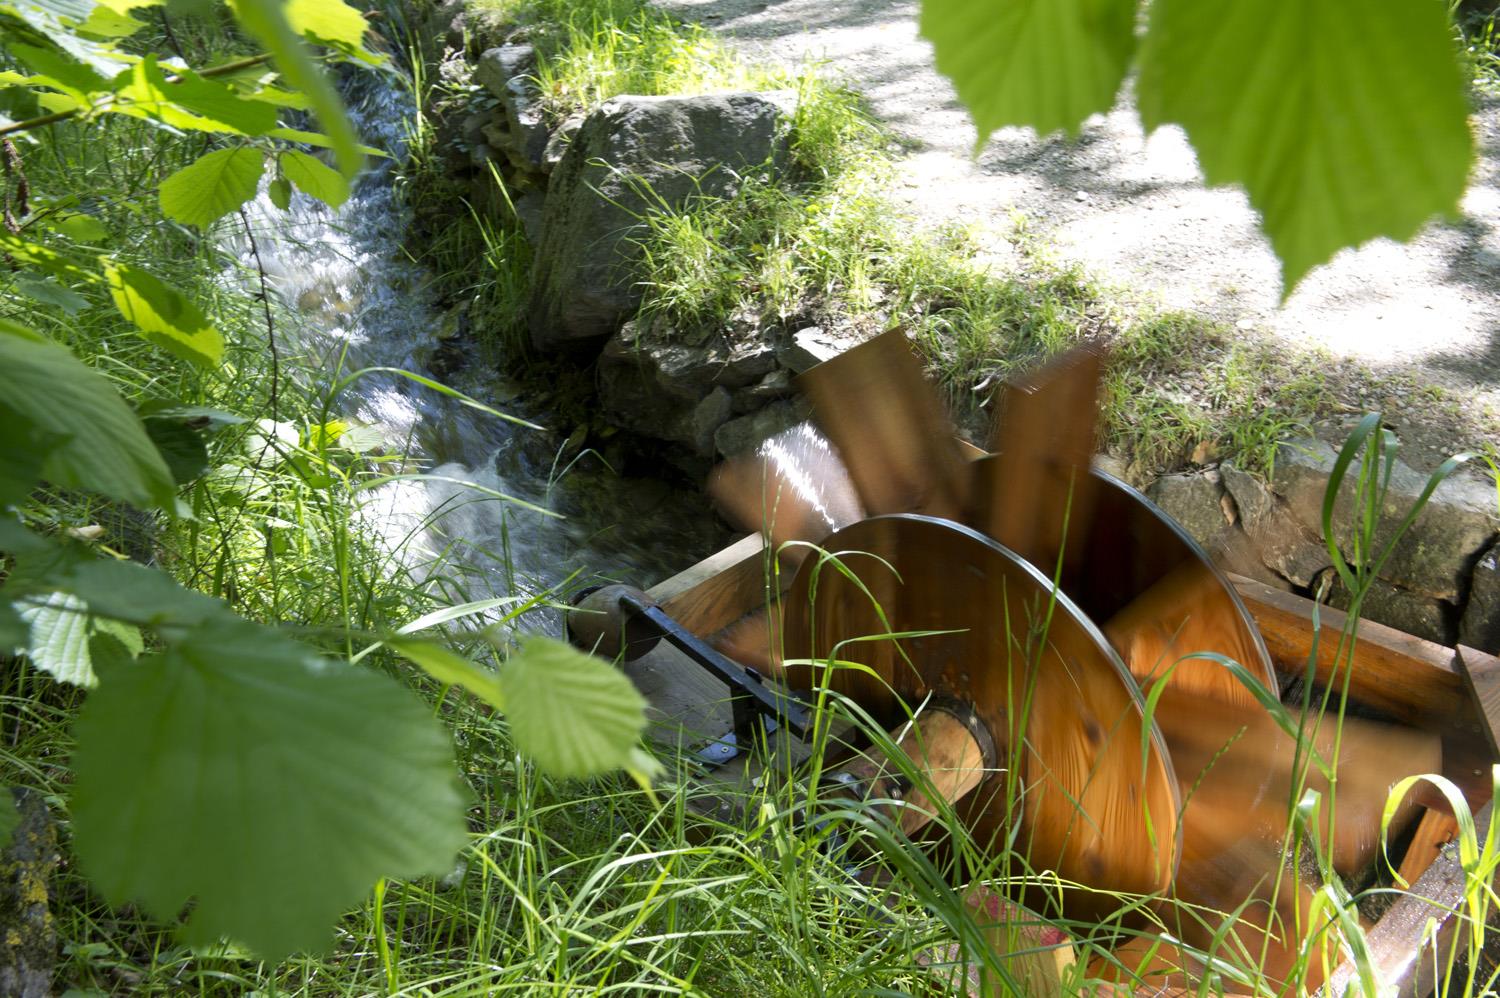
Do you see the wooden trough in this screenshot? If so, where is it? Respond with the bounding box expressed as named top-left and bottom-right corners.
top-left (618, 529), bottom-right (1499, 997)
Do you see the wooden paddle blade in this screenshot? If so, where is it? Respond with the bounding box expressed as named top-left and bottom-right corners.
top-left (797, 329), bottom-right (970, 519)
top-left (971, 345), bottom-right (1103, 573)
top-left (1156, 686), bottom-right (1441, 876)
top-left (708, 422), bottom-right (863, 551)
top-left (1102, 560), bottom-right (1275, 711)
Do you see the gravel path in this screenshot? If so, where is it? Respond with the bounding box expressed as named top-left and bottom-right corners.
top-left (658, 0), bottom-right (1500, 426)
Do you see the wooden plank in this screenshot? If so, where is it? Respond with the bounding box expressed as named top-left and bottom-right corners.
top-left (1325, 801), bottom-right (1489, 997)
top-left (1228, 573), bottom-right (1473, 728)
top-left (1399, 807), bottom-right (1461, 889)
top-left (1458, 645), bottom-right (1500, 761)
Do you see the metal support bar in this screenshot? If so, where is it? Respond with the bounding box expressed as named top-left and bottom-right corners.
top-left (615, 590), bottom-right (813, 739)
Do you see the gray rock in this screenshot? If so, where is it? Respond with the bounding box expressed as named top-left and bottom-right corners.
top-left (732, 368), bottom-right (793, 413)
top-left (777, 326), bottom-right (841, 374)
top-left (500, 77), bottom-right (550, 172)
top-left (1222, 463), bottom-right (1274, 532)
top-left (597, 333), bottom-right (689, 439)
top-left (604, 318), bottom-right (779, 406)
top-left (715, 399), bottom-right (812, 458)
top-left (475, 44), bottom-right (535, 98)
top-left (1461, 543), bottom-right (1500, 653)
top-left (0, 788), bottom-right (56, 998)
top-left (1253, 511), bottom-right (1333, 589)
top-left (1273, 437), bottom-right (1500, 600)
top-left (1091, 453), bottom-right (1129, 482)
top-left (1222, 462), bottom-right (1330, 587)
top-left (429, 0), bottom-right (468, 52)
top-left (1146, 471), bottom-right (1233, 552)
top-left (1325, 576), bottom-right (1455, 646)
top-left (543, 113), bottom-right (584, 173)
top-left (528, 92), bottom-right (795, 349)
top-left (514, 190), bottom-right (545, 245)
top-left (684, 387), bottom-right (733, 456)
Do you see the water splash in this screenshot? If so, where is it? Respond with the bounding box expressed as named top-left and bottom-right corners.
top-left (227, 72), bottom-right (727, 611)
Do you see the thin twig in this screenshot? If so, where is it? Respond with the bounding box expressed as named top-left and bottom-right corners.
top-left (238, 206), bottom-right (280, 426)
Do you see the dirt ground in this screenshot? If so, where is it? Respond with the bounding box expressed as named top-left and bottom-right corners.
top-left (656, 0), bottom-right (1500, 449)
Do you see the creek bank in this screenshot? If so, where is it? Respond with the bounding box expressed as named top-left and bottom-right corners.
top-left (417, 6), bottom-right (1500, 653)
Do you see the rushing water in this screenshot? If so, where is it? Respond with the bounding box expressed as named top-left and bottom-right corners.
top-left (228, 71), bottom-right (729, 610)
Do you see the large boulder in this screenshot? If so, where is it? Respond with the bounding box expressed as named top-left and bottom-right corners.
top-left (528, 92), bottom-right (795, 350)
top-left (1272, 437), bottom-right (1499, 601)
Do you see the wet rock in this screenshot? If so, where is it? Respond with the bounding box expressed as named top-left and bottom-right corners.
top-left (475, 44), bottom-right (535, 98)
top-left (1324, 575), bottom-right (1455, 646)
top-left (528, 92), bottom-right (795, 349)
top-left (715, 398), bottom-right (811, 458)
top-left (1273, 437), bottom-right (1499, 600)
top-left (0, 788), bottom-right (57, 998)
top-left (1461, 542), bottom-right (1500, 653)
top-left (1146, 470), bottom-right (1233, 552)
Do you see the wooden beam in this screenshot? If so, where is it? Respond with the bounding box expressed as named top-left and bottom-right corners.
top-left (1458, 645), bottom-right (1500, 761)
top-left (651, 533), bottom-right (773, 638)
top-left (1228, 574), bottom-right (1472, 728)
top-left (1323, 802), bottom-right (1489, 997)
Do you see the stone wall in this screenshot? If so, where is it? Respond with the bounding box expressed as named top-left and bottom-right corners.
top-left (1145, 436), bottom-right (1499, 651)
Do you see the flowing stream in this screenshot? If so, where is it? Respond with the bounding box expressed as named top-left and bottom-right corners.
top-left (229, 70), bottom-right (729, 612)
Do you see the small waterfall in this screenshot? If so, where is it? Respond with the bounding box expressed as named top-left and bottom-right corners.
top-left (228, 71), bottom-right (727, 612)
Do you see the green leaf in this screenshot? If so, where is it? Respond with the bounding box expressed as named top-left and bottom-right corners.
top-left (13, 273), bottom-right (88, 314)
top-left (1136, 0), bottom-right (1473, 294)
top-left (51, 212), bottom-right (108, 243)
top-left (70, 619), bottom-right (469, 958)
top-left (0, 402), bottom-right (62, 505)
top-left (16, 590), bottom-right (94, 685)
top-left (112, 55), bottom-right (278, 135)
top-left (279, 150), bottom-right (348, 209)
top-left (389, 637), bottom-right (506, 708)
top-left (102, 262), bottom-right (224, 368)
top-left (7, 546), bottom-right (228, 630)
top-left (158, 146), bottom-right (264, 229)
top-left (919, 0), bottom-right (1136, 142)
top-left (141, 413), bottom-right (209, 483)
top-left (268, 175), bottom-right (291, 210)
top-left (285, 0), bottom-right (380, 64)
top-left (0, 602), bottom-right (29, 650)
top-left (228, 0), bottom-right (363, 176)
top-left (498, 637), bottom-right (657, 781)
top-left (0, 319), bottom-right (177, 510)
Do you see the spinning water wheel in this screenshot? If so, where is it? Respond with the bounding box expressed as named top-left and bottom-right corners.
top-left (571, 328), bottom-right (1448, 993)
